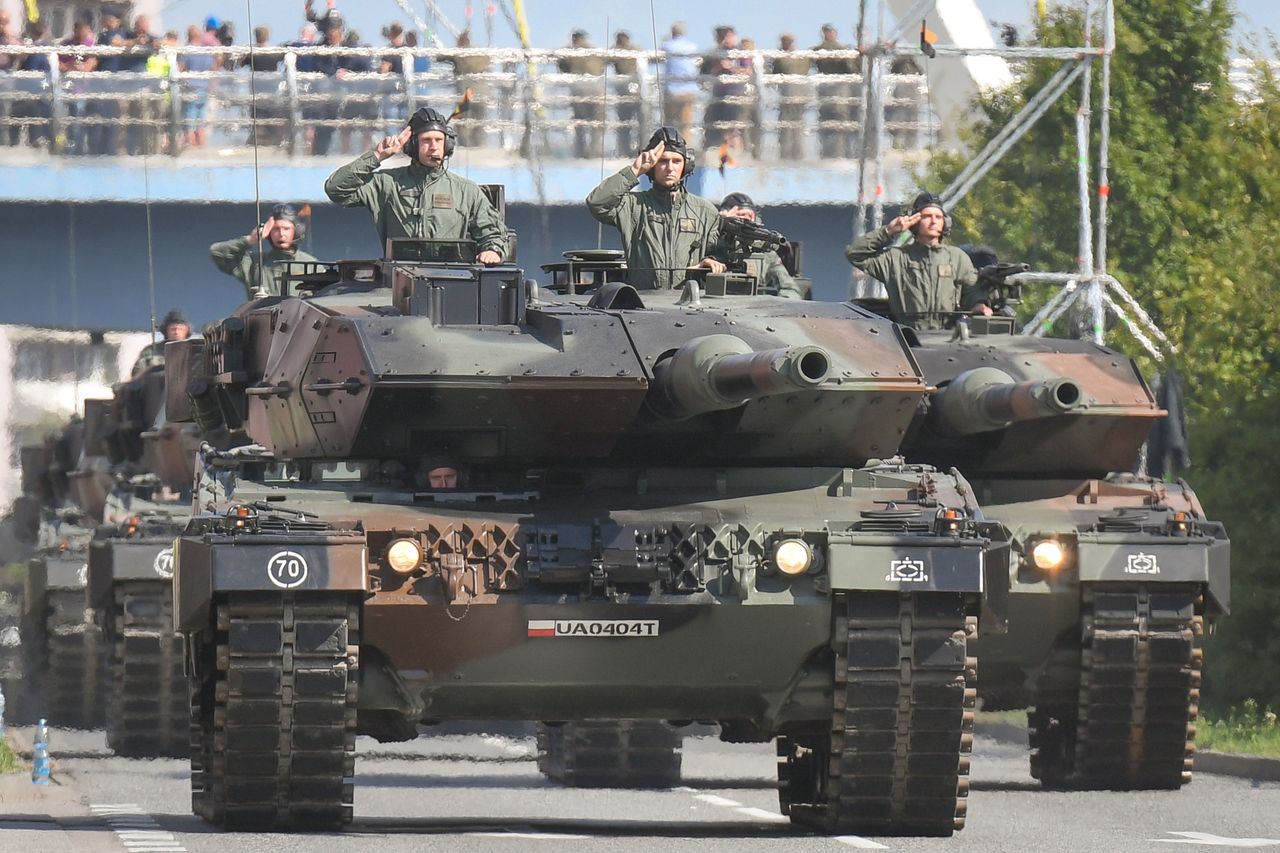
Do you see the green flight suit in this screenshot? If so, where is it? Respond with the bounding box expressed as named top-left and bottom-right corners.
top-left (587, 166), bottom-right (721, 290)
top-left (209, 237), bottom-right (318, 300)
top-left (845, 225), bottom-right (980, 330)
top-left (324, 151), bottom-right (508, 256)
top-left (761, 249), bottom-right (803, 299)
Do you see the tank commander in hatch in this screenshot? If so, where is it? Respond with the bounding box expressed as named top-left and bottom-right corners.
top-left (844, 192), bottom-right (991, 330)
top-left (414, 450), bottom-right (460, 490)
top-left (130, 309), bottom-right (192, 375)
top-left (209, 203), bottom-right (318, 300)
top-left (586, 125), bottom-right (724, 290)
top-left (715, 192), bottom-right (803, 299)
top-left (324, 106), bottom-right (507, 264)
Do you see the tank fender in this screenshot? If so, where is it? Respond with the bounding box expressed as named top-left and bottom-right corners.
top-left (1076, 527), bottom-right (1230, 616)
top-left (172, 531), bottom-right (368, 633)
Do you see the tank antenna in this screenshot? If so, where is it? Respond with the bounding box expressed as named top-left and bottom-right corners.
top-left (245, 0), bottom-right (265, 295)
top-left (143, 154), bottom-right (158, 346)
top-left (597, 15), bottom-right (609, 248)
top-left (648, 0), bottom-right (663, 119)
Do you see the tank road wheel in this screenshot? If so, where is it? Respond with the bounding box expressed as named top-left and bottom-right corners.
top-left (1031, 584), bottom-right (1202, 790)
top-left (44, 590), bottom-right (105, 729)
top-left (190, 592), bottom-right (360, 830)
top-left (107, 583), bottom-right (188, 757)
top-left (786, 593), bottom-right (976, 837)
top-left (536, 721), bottom-right (683, 788)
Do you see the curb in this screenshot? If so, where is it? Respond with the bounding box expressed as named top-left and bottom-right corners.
top-left (976, 719), bottom-right (1280, 783)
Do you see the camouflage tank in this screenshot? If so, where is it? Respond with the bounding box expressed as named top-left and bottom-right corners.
top-left (83, 362), bottom-right (195, 758)
top-left (168, 240), bottom-right (1011, 836)
top-left (7, 421), bottom-right (109, 729)
top-left (883, 262), bottom-right (1228, 790)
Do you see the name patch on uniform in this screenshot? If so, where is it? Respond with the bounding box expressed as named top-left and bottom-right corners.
top-left (938, 263), bottom-right (954, 277)
top-left (527, 619), bottom-right (660, 638)
top-left (678, 217), bottom-right (697, 233)
top-left (432, 193), bottom-right (454, 209)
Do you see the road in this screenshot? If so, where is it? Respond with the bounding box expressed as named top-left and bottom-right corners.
top-left (4, 725), bottom-right (1280, 852)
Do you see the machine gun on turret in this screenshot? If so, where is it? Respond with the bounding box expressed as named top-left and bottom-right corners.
top-left (701, 215), bottom-right (791, 297)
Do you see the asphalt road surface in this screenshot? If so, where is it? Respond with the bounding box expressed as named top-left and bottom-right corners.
top-left (7, 725), bottom-right (1280, 852)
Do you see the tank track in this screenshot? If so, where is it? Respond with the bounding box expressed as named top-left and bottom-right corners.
top-left (536, 721), bottom-right (683, 788)
top-left (106, 582), bottom-right (188, 757)
top-left (782, 593), bottom-right (976, 837)
top-left (1029, 583), bottom-right (1202, 790)
top-left (190, 592), bottom-right (360, 830)
top-left (41, 589), bottom-right (106, 730)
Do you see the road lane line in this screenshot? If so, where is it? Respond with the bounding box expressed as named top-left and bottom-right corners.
top-left (836, 836), bottom-right (891, 849)
top-left (694, 794), bottom-right (743, 808)
top-left (1155, 832), bottom-right (1280, 847)
top-left (90, 804), bottom-right (187, 853)
top-left (735, 806), bottom-right (789, 823)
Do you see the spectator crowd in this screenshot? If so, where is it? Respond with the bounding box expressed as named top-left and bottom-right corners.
top-left (0, 2), bottom-right (930, 160)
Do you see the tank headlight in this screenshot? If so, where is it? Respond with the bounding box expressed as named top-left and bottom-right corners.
top-left (1031, 539), bottom-right (1068, 572)
top-left (385, 538), bottom-right (423, 574)
top-left (774, 539), bottom-right (813, 576)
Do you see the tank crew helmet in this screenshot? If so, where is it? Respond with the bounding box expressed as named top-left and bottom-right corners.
top-left (718, 192), bottom-right (757, 213)
top-left (406, 106), bottom-right (457, 160)
top-left (908, 191), bottom-right (951, 236)
top-left (642, 126), bottom-right (695, 180)
top-left (270, 203), bottom-right (307, 239)
top-left (161, 309), bottom-right (187, 329)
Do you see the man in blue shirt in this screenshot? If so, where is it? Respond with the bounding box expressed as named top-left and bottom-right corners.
top-left (661, 22), bottom-right (699, 143)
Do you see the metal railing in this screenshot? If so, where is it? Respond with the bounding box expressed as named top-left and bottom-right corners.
top-left (0, 45), bottom-right (938, 161)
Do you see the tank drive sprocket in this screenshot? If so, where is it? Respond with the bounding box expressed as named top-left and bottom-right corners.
top-left (783, 592), bottom-right (976, 837)
top-left (190, 592), bottom-right (360, 829)
top-left (536, 721), bottom-right (683, 788)
top-left (1029, 583), bottom-right (1201, 789)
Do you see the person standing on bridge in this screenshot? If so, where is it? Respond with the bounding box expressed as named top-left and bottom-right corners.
top-left (586, 126), bottom-right (724, 291)
top-left (209, 203), bottom-right (318, 300)
top-left (845, 192), bottom-right (989, 330)
top-left (324, 106), bottom-right (507, 263)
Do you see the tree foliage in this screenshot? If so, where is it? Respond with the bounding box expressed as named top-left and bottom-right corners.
top-left (925, 0), bottom-right (1280, 711)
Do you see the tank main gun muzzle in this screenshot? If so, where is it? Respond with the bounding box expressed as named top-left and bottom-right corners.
top-left (932, 367), bottom-right (1084, 435)
top-left (647, 334), bottom-right (831, 420)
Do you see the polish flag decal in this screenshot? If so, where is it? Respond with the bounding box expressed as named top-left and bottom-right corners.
top-left (527, 620), bottom-right (556, 637)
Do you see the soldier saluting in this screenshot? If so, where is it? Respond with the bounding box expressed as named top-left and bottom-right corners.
top-left (324, 106), bottom-right (507, 264)
top-left (587, 126), bottom-right (724, 290)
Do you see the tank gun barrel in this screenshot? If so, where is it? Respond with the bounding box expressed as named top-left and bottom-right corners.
top-left (647, 334), bottom-right (831, 420)
top-left (933, 367), bottom-right (1083, 435)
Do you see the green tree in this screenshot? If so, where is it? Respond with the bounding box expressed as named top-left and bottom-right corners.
top-left (925, 1), bottom-right (1280, 712)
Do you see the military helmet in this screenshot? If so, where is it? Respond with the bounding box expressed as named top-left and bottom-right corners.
top-left (642, 126), bottom-right (694, 179)
top-left (407, 106), bottom-right (457, 159)
top-left (718, 192), bottom-right (757, 212)
top-left (271, 202), bottom-right (307, 239)
top-left (161, 309), bottom-right (187, 329)
top-left (909, 191), bottom-right (951, 236)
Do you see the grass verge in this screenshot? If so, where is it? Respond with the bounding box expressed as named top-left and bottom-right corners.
top-left (0, 736), bottom-right (22, 774)
top-left (1198, 700), bottom-right (1280, 757)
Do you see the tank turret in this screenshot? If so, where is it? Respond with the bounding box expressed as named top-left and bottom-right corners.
top-left (646, 335), bottom-right (830, 420)
top-left (932, 367), bottom-right (1083, 435)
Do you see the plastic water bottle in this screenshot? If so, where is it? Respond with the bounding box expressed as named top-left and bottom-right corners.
top-left (0, 683), bottom-right (6, 739)
top-left (31, 719), bottom-right (50, 785)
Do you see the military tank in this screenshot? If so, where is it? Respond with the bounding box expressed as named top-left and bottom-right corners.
top-left (83, 362), bottom-right (195, 758)
top-left (8, 420), bottom-right (109, 729)
top-left (168, 240), bottom-right (1010, 836)
top-left (884, 263), bottom-right (1228, 790)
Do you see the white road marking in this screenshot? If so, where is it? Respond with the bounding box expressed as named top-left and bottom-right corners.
top-left (694, 794), bottom-right (743, 808)
top-left (836, 836), bottom-right (892, 850)
top-left (1155, 832), bottom-right (1280, 847)
top-left (735, 806), bottom-right (790, 823)
top-left (471, 831), bottom-right (591, 840)
top-left (90, 804), bottom-right (187, 852)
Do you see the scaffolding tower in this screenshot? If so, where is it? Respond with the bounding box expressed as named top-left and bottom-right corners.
top-left (854, 0), bottom-right (1172, 360)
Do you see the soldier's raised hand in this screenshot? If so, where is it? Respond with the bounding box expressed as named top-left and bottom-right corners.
top-left (248, 216), bottom-right (277, 246)
top-left (632, 140), bottom-right (665, 176)
top-left (376, 126), bottom-right (413, 161)
top-left (887, 212), bottom-right (921, 236)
